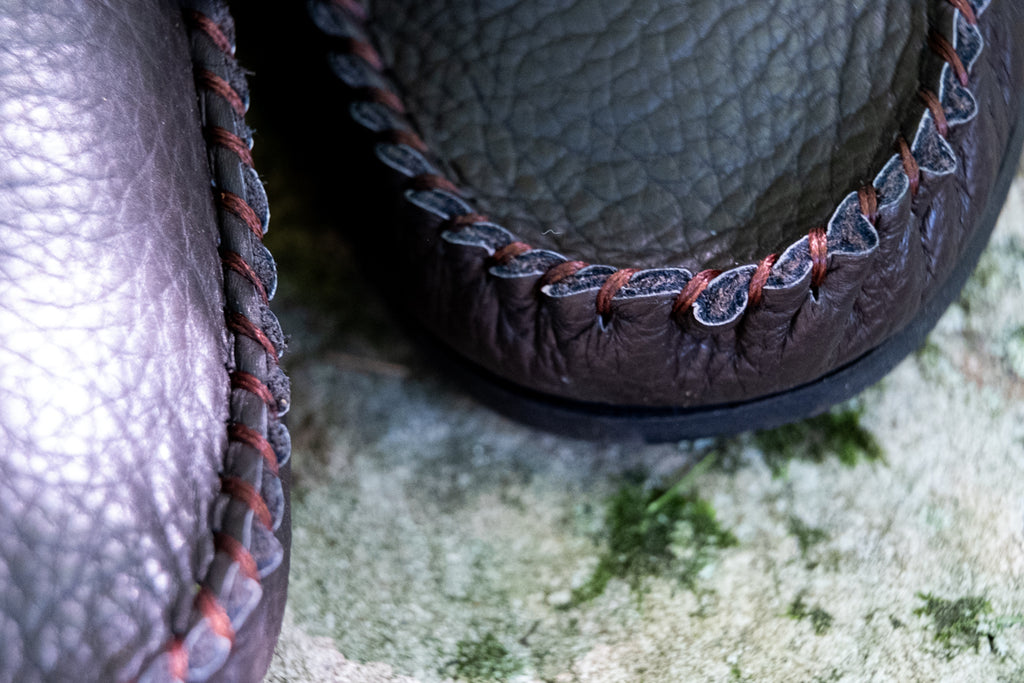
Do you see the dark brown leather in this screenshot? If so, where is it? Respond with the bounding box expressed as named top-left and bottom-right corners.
top-left (364, 0), bottom-right (933, 272)
top-left (314, 0), bottom-right (1023, 408)
top-left (0, 2), bottom-right (289, 681)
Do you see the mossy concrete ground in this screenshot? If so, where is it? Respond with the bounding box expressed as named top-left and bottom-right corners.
top-left (261, 152), bottom-right (1024, 681)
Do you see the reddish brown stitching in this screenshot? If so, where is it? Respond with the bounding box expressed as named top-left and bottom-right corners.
top-left (596, 268), bottom-right (637, 320)
top-left (919, 89), bottom-right (950, 138)
top-left (180, 9), bottom-right (286, 681)
top-left (897, 137), bottom-right (921, 196)
top-left (220, 249), bottom-right (268, 305)
top-left (446, 213), bottom-right (490, 229)
top-left (230, 371), bottom-right (277, 414)
top-left (214, 532), bottom-right (261, 582)
top-left (184, 10), bottom-right (233, 57)
top-left (196, 69), bottom-right (246, 118)
top-left (220, 476), bottom-right (274, 529)
top-left (929, 30), bottom-right (969, 87)
top-left (538, 260), bottom-right (587, 288)
top-left (196, 587), bottom-right (235, 645)
top-left (228, 422), bottom-right (279, 477)
top-left (858, 185), bottom-right (878, 225)
top-left (747, 254), bottom-right (777, 308)
top-left (218, 191), bottom-right (263, 240)
top-left (332, 0), bottom-right (368, 21)
top-left (672, 269), bottom-right (721, 319)
top-left (166, 638), bottom-right (187, 681)
top-left (336, 36), bottom-right (384, 71)
top-left (489, 241), bottom-right (531, 266)
top-left (330, 0), bottom-right (987, 330)
top-left (381, 129), bottom-right (429, 154)
top-left (206, 126), bottom-right (254, 167)
top-left (809, 227), bottom-right (828, 290)
top-left (357, 87), bottom-right (405, 114)
top-left (227, 311), bottom-right (279, 361)
top-left (410, 173), bottom-right (460, 194)
top-left (947, 0), bottom-right (977, 24)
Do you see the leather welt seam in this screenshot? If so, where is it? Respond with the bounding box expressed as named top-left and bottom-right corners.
top-left (141, 7), bottom-right (291, 683)
top-left (323, 0), bottom-right (987, 330)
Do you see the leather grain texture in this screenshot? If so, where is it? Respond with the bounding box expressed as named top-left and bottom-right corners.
top-left (0, 2), bottom-right (228, 680)
top-left (365, 0), bottom-right (932, 271)
top-left (316, 0), bottom-right (1023, 409)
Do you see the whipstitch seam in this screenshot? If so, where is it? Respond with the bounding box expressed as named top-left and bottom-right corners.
top-left (137, 5), bottom-right (291, 681)
top-left (320, 0), bottom-right (988, 329)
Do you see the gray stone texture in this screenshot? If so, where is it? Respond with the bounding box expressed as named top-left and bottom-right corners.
top-left (263, 157), bottom-right (1024, 682)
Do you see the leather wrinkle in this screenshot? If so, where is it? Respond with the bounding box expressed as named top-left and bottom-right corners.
top-left (363, 0), bottom-right (936, 271)
top-left (0, 2), bottom-right (231, 680)
top-left (313, 0), bottom-right (1017, 408)
top-left (0, 1), bottom-right (291, 680)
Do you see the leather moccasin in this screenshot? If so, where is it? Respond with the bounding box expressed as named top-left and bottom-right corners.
top-left (0, 2), bottom-right (289, 680)
top-left (309, 0), bottom-right (1024, 440)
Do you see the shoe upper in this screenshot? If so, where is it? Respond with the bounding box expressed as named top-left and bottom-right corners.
top-left (315, 0), bottom-right (1024, 409)
top-left (364, 0), bottom-right (931, 272)
top-left (0, 2), bottom-right (289, 681)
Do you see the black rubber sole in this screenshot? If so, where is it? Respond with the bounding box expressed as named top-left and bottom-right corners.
top-left (423, 108), bottom-right (1024, 443)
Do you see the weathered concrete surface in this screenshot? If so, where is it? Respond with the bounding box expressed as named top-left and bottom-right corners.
top-left (261, 144), bottom-right (1024, 682)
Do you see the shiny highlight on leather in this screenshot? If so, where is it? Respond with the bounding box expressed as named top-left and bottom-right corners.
top-left (0, 1), bottom-right (289, 680)
top-left (138, 4), bottom-right (293, 679)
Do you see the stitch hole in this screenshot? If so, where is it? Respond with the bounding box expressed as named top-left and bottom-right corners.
top-left (228, 422), bottom-right (280, 478)
top-left (220, 476), bottom-right (274, 530)
top-left (230, 371), bottom-right (277, 417)
top-left (896, 137), bottom-right (920, 196)
top-left (857, 185), bottom-right (878, 225)
top-left (196, 587), bottom-right (235, 645)
top-left (206, 126), bottom-right (253, 167)
top-left (183, 9), bottom-right (234, 56)
top-left (446, 213), bottom-right (489, 230)
top-left (537, 260), bottom-right (587, 292)
top-left (747, 254), bottom-right (777, 309)
top-left (919, 89), bottom-right (950, 138)
top-left (808, 226), bottom-right (828, 297)
top-left (671, 269), bottom-right (720, 322)
top-left (218, 191), bottom-right (264, 240)
top-left (220, 250), bottom-right (268, 305)
top-left (195, 69), bottom-right (247, 118)
top-left (214, 532), bottom-right (261, 583)
top-left (226, 311), bottom-right (280, 361)
top-left (380, 129), bottom-right (429, 154)
top-left (928, 30), bottom-right (969, 87)
top-left (946, 0), bottom-right (977, 26)
top-left (596, 268), bottom-right (637, 327)
top-left (336, 36), bottom-right (384, 71)
top-left (488, 241), bottom-right (531, 267)
top-left (356, 86), bottom-right (406, 114)
top-left (166, 638), bottom-right (188, 680)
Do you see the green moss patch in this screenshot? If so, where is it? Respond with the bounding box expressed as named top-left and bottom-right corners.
top-left (754, 404), bottom-right (884, 476)
top-left (787, 515), bottom-right (838, 571)
top-left (914, 592), bottom-right (1024, 660)
top-left (447, 633), bottom-right (522, 682)
top-left (570, 464), bottom-right (737, 605)
top-left (787, 591), bottom-right (834, 635)
top-left (788, 516), bottom-right (829, 557)
top-left (914, 593), bottom-right (995, 657)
